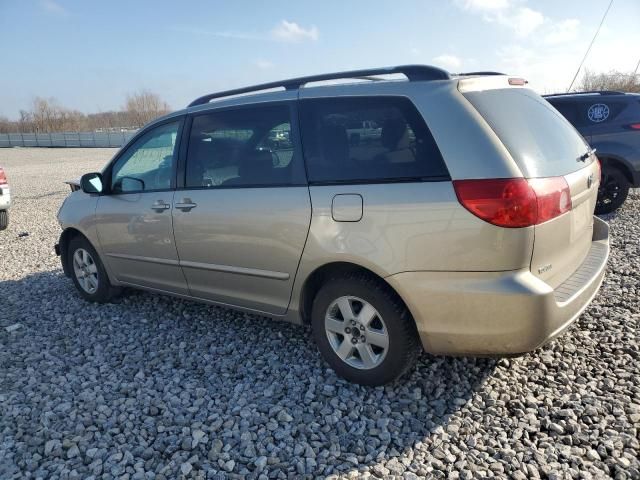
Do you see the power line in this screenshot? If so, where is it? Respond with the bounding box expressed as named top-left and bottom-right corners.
top-left (567, 0), bottom-right (615, 92)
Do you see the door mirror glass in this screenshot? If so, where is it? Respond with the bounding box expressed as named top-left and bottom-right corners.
top-left (80, 172), bottom-right (104, 194)
top-left (116, 176), bottom-right (145, 192)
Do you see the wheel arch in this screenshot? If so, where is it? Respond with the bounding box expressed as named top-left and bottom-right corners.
top-left (599, 155), bottom-right (635, 185)
top-left (59, 227), bottom-right (96, 277)
top-left (298, 261), bottom-right (413, 327)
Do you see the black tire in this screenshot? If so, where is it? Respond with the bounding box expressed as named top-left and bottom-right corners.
top-left (67, 236), bottom-right (119, 303)
top-left (311, 272), bottom-right (420, 386)
top-left (596, 166), bottom-right (629, 215)
top-left (0, 210), bottom-right (7, 231)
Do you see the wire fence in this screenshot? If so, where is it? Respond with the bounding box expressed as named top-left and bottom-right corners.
top-left (0, 131), bottom-right (137, 148)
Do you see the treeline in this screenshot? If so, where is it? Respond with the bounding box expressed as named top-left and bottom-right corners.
top-left (0, 90), bottom-right (171, 134)
top-left (577, 69), bottom-right (640, 93)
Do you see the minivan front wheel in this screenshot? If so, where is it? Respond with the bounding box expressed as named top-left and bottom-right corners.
top-left (68, 236), bottom-right (119, 303)
top-left (596, 166), bottom-right (629, 215)
top-left (311, 273), bottom-right (420, 386)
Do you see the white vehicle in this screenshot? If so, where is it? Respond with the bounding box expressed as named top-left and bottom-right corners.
top-left (347, 120), bottom-right (381, 145)
top-left (0, 166), bottom-right (10, 230)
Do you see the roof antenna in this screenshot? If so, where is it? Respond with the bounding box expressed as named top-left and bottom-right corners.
top-left (567, 0), bottom-right (614, 92)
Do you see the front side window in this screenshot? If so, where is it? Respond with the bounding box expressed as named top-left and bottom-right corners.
top-left (111, 120), bottom-right (181, 193)
top-left (185, 105), bottom-right (303, 188)
top-left (299, 96), bottom-right (448, 184)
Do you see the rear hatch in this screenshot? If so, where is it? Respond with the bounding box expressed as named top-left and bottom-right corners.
top-left (462, 82), bottom-right (599, 288)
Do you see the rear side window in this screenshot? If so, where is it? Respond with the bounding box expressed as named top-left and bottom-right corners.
top-left (299, 96), bottom-right (448, 184)
top-left (464, 89), bottom-right (591, 178)
top-left (185, 104), bottom-right (304, 188)
top-left (547, 101), bottom-right (580, 125)
top-left (547, 98), bottom-right (627, 128)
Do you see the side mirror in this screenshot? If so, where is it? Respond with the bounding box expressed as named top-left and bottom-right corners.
top-left (80, 172), bottom-right (104, 194)
top-left (118, 176), bottom-right (145, 192)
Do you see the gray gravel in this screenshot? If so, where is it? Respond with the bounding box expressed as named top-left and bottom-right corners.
top-left (1, 147), bottom-right (639, 479)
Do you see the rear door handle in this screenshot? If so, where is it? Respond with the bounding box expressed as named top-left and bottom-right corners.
top-left (175, 199), bottom-right (197, 212)
top-left (151, 200), bottom-right (171, 212)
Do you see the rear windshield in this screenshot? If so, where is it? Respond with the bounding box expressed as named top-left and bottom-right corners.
top-left (463, 88), bottom-right (592, 177)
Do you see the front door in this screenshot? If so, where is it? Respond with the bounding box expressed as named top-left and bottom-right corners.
top-left (172, 103), bottom-right (311, 315)
top-left (96, 119), bottom-right (188, 294)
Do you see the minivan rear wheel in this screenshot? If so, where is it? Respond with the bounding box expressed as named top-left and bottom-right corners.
top-left (311, 272), bottom-right (420, 386)
top-left (68, 236), bottom-right (119, 303)
top-left (596, 166), bottom-right (629, 215)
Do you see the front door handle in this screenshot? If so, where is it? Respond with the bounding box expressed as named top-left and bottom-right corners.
top-left (175, 199), bottom-right (197, 212)
top-left (151, 200), bottom-right (171, 212)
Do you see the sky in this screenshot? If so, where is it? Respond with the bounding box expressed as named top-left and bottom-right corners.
top-left (0, 0), bottom-right (639, 119)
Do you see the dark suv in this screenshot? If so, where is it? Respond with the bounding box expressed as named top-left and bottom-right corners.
top-left (545, 91), bottom-right (640, 214)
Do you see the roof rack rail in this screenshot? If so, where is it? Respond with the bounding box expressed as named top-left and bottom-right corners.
top-left (543, 90), bottom-right (626, 97)
top-left (187, 65), bottom-right (450, 107)
top-left (456, 71), bottom-right (505, 76)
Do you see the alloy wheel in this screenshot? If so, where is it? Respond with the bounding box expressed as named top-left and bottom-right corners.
top-left (324, 295), bottom-right (389, 370)
top-left (72, 248), bottom-right (99, 294)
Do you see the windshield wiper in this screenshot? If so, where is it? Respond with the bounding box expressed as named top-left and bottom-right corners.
top-left (578, 148), bottom-right (596, 162)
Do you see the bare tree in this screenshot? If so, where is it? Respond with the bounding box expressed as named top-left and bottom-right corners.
top-left (124, 90), bottom-right (171, 127)
top-left (577, 69), bottom-right (640, 93)
top-left (0, 116), bottom-right (14, 133)
top-left (0, 91), bottom-right (171, 133)
top-left (28, 97), bottom-right (78, 132)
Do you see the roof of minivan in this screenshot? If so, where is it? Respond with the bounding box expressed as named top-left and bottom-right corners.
top-left (150, 65), bottom-right (518, 123)
top-left (181, 65), bottom-right (520, 114)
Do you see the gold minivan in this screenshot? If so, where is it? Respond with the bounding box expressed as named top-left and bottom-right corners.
top-left (56, 66), bottom-right (609, 385)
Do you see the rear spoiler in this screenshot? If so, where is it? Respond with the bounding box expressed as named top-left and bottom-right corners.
top-left (65, 179), bottom-right (81, 192)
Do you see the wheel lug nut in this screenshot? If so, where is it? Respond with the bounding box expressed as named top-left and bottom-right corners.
top-left (351, 320), bottom-right (357, 326)
top-left (351, 337), bottom-right (358, 344)
top-left (359, 325), bottom-right (365, 331)
top-left (345, 327), bottom-right (351, 334)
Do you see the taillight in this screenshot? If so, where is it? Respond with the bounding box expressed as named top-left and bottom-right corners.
top-left (628, 123), bottom-right (640, 130)
top-left (594, 158), bottom-right (601, 184)
top-left (453, 177), bottom-right (572, 228)
top-left (0, 168), bottom-right (7, 186)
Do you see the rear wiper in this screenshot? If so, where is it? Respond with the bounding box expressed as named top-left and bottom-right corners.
top-left (577, 148), bottom-right (596, 162)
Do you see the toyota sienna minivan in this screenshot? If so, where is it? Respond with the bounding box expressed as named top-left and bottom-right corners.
top-left (56, 65), bottom-right (609, 385)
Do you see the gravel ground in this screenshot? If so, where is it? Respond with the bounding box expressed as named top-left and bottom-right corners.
top-left (0, 148), bottom-right (638, 480)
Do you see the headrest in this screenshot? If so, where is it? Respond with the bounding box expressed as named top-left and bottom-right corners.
top-left (381, 119), bottom-right (408, 149)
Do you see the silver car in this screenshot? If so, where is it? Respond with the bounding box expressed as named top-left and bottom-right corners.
top-left (56, 66), bottom-right (609, 385)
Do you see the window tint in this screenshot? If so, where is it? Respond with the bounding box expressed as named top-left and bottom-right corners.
top-left (299, 97), bottom-right (448, 183)
top-left (548, 98), bottom-right (627, 128)
top-left (547, 101), bottom-right (579, 125)
top-left (111, 121), bottom-right (180, 193)
top-left (186, 105), bottom-right (303, 188)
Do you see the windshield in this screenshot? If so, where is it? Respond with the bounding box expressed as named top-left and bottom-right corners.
top-left (463, 88), bottom-right (592, 178)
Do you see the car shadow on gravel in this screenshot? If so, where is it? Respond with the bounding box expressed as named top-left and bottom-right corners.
top-left (1, 270), bottom-right (497, 478)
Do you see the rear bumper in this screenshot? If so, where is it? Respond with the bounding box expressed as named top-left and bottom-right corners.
top-left (0, 186), bottom-right (10, 209)
top-left (386, 216), bottom-right (610, 356)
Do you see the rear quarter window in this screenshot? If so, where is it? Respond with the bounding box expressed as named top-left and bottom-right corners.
top-left (464, 89), bottom-right (591, 178)
top-left (299, 96), bottom-right (449, 184)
